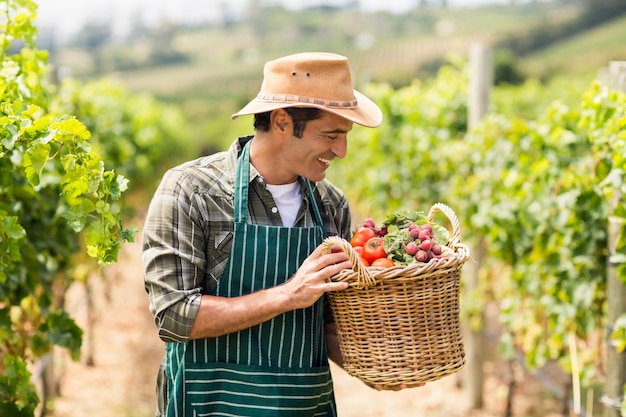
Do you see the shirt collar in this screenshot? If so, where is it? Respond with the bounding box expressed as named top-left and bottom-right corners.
top-left (229, 135), bottom-right (262, 183)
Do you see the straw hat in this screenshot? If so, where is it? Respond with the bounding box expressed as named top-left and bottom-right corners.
top-left (231, 52), bottom-right (382, 128)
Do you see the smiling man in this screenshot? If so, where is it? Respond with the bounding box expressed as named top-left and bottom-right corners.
top-left (142, 52), bottom-right (383, 417)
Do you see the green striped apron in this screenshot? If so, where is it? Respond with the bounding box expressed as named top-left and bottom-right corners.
top-left (165, 140), bottom-right (337, 417)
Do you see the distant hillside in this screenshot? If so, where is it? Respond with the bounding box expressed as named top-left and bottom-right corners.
top-left (46, 2), bottom-right (556, 81)
top-left (519, 13), bottom-right (626, 79)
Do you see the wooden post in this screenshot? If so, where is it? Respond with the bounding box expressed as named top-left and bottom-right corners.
top-left (469, 43), bottom-right (492, 129)
top-left (601, 60), bottom-right (626, 417)
top-left (464, 43), bottom-right (492, 409)
top-left (608, 61), bottom-right (626, 92)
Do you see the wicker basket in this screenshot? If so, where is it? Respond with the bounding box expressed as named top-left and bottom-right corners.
top-left (321, 203), bottom-right (470, 389)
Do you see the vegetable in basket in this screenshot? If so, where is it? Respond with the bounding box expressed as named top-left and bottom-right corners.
top-left (350, 209), bottom-right (454, 267)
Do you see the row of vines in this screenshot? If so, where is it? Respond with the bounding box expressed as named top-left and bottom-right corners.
top-left (330, 57), bottom-right (626, 413)
top-left (0, 1), bottom-right (193, 415)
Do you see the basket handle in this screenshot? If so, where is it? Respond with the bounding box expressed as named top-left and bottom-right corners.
top-left (427, 202), bottom-right (462, 247)
top-left (320, 236), bottom-right (376, 289)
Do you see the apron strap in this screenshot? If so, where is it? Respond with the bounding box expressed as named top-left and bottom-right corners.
top-left (234, 140), bottom-right (252, 223)
top-left (304, 177), bottom-right (324, 228)
top-left (235, 139), bottom-right (325, 228)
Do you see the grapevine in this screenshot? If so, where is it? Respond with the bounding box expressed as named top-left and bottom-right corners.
top-left (330, 59), bottom-right (626, 393)
top-left (1, 1), bottom-right (136, 414)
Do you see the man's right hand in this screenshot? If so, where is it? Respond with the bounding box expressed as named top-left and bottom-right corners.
top-left (281, 244), bottom-right (351, 310)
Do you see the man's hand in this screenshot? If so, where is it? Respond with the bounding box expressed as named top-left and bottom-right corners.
top-left (282, 244), bottom-right (351, 310)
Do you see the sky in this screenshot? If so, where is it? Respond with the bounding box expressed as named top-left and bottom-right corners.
top-left (35, 0), bottom-right (514, 39)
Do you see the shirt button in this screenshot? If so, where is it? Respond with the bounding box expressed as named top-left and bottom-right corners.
top-left (271, 207), bottom-right (278, 213)
top-left (258, 177), bottom-right (264, 183)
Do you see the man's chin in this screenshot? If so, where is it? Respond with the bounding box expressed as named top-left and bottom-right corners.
top-left (303, 172), bottom-right (326, 183)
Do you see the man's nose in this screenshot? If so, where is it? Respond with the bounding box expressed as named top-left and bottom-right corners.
top-left (331, 136), bottom-right (348, 159)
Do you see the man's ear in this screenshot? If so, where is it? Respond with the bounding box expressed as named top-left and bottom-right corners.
top-left (271, 109), bottom-right (289, 133)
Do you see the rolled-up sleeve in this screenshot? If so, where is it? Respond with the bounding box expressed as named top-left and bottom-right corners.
top-left (142, 168), bottom-right (206, 343)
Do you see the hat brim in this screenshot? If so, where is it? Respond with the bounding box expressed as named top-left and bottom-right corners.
top-left (231, 89), bottom-right (382, 128)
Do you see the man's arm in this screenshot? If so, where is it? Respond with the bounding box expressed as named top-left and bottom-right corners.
top-left (324, 322), bottom-right (343, 366)
top-left (189, 245), bottom-right (351, 339)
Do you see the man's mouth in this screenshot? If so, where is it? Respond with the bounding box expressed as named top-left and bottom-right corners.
top-left (317, 157), bottom-right (331, 166)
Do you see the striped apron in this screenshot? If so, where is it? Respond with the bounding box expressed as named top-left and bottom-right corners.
top-left (165, 140), bottom-right (337, 417)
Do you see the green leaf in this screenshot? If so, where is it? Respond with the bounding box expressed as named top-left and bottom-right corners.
top-left (58, 198), bottom-right (96, 232)
top-left (38, 311), bottom-right (83, 361)
top-left (21, 142), bottom-right (50, 186)
top-left (51, 117), bottom-right (91, 141)
top-left (0, 307), bottom-right (11, 331)
top-left (0, 355), bottom-right (38, 416)
top-left (2, 123), bottom-right (19, 149)
top-left (120, 227), bottom-right (138, 243)
top-left (85, 220), bottom-right (121, 265)
top-left (432, 223), bottom-right (451, 245)
top-left (60, 168), bottom-right (90, 206)
top-left (1, 212), bottom-right (26, 240)
top-left (113, 173), bottom-right (130, 199)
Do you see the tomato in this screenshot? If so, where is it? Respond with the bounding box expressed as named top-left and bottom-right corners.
top-left (352, 246), bottom-right (370, 266)
top-left (371, 257), bottom-right (395, 268)
top-left (362, 237), bottom-right (386, 263)
top-left (350, 227), bottom-right (376, 248)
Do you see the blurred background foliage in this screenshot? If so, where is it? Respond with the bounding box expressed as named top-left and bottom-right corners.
top-left (38, 0), bottom-right (626, 173)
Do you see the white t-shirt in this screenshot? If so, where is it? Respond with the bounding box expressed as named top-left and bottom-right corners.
top-left (265, 181), bottom-right (302, 228)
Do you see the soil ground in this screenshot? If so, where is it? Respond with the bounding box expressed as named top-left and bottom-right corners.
top-left (45, 239), bottom-right (577, 417)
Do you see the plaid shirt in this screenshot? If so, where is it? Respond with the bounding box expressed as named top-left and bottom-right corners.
top-left (142, 136), bottom-right (352, 343)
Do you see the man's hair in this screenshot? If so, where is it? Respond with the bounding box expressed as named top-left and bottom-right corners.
top-left (253, 107), bottom-right (324, 138)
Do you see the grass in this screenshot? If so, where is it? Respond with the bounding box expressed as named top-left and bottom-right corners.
top-left (519, 14), bottom-right (626, 79)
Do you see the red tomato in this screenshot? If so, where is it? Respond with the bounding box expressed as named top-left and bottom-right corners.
top-left (371, 257), bottom-right (395, 268)
top-left (350, 227), bottom-right (376, 248)
top-left (362, 237), bottom-right (386, 263)
top-left (352, 246), bottom-right (370, 266)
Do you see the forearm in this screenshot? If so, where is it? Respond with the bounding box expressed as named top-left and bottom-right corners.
top-left (324, 322), bottom-right (344, 366)
top-left (189, 285), bottom-right (293, 339)
top-left (189, 246), bottom-right (351, 340)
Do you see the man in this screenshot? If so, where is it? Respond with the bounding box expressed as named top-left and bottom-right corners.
top-left (142, 52), bottom-right (383, 416)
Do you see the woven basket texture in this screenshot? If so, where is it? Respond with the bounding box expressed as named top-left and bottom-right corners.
top-left (321, 203), bottom-right (470, 389)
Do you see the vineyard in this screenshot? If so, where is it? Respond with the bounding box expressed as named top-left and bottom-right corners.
top-left (328, 59), bottom-right (626, 415)
top-left (1, 0), bottom-right (626, 416)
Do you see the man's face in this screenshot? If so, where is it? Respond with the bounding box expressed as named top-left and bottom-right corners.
top-left (283, 111), bottom-right (353, 183)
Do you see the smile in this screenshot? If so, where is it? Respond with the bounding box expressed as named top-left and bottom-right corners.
top-left (317, 157), bottom-right (331, 166)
